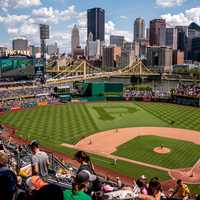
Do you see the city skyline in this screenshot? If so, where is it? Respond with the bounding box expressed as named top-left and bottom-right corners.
top-left (0, 0), bottom-right (199, 52)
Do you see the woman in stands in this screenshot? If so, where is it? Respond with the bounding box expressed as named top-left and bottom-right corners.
top-left (74, 151), bottom-right (95, 175)
top-left (137, 177), bottom-right (163, 200)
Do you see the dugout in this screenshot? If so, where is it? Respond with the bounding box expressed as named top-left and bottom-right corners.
top-left (82, 82), bottom-right (123, 99)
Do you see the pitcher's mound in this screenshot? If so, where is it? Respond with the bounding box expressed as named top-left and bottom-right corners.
top-left (153, 147), bottom-right (171, 154)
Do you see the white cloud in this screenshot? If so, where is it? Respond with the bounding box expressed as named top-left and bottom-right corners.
top-left (161, 7), bottom-right (200, 26)
top-left (76, 11), bottom-right (87, 28)
top-left (7, 28), bottom-right (19, 34)
top-left (0, 0), bottom-right (42, 9)
top-left (105, 20), bottom-right (132, 43)
top-left (119, 15), bottom-right (128, 20)
top-left (156, 0), bottom-right (185, 8)
top-left (0, 14), bottom-right (29, 24)
top-left (31, 5), bottom-right (76, 24)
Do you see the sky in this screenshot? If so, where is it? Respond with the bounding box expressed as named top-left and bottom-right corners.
top-left (0, 0), bottom-right (200, 53)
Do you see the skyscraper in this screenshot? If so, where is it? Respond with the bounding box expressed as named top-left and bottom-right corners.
top-left (87, 8), bottom-right (105, 41)
top-left (134, 18), bottom-right (145, 41)
top-left (110, 35), bottom-right (124, 47)
top-left (166, 28), bottom-right (177, 50)
top-left (102, 47), bottom-right (114, 68)
top-left (176, 26), bottom-right (188, 60)
top-left (71, 24), bottom-right (80, 56)
top-left (149, 19), bottom-right (166, 46)
top-left (147, 46), bottom-right (172, 73)
top-left (12, 38), bottom-right (28, 50)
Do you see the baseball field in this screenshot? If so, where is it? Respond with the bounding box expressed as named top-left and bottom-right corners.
top-left (1, 101), bottom-right (200, 191)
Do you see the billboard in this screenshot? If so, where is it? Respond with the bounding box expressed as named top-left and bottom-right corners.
top-left (0, 57), bottom-right (34, 78)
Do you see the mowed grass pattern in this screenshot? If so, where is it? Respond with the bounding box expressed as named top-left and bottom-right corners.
top-left (135, 102), bottom-right (200, 131)
top-left (1, 104), bottom-right (99, 144)
top-left (113, 135), bottom-right (200, 169)
top-left (0, 102), bottom-right (168, 145)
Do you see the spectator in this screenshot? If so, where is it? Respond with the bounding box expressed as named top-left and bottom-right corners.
top-left (63, 170), bottom-right (92, 200)
top-left (132, 178), bottom-right (140, 194)
top-left (26, 175), bottom-right (48, 191)
top-left (136, 179), bottom-right (148, 195)
top-left (171, 179), bottom-right (190, 200)
top-left (74, 151), bottom-right (95, 174)
top-left (30, 140), bottom-right (49, 181)
top-left (74, 151), bottom-right (101, 195)
top-left (32, 184), bottom-right (63, 200)
top-left (0, 141), bottom-right (5, 153)
top-left (147, 178), bottom-right (162, 200)
top-left (15, 176), bottom-right (27, 200)
top-left (0, 151), bottom-right (17, 200)
top-left (0, 124), bottom-right (4, 134)
top-left (116, 177), bottom-right (122, 188)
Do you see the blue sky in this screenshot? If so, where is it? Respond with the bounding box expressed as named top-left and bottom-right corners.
top-left (0, 0), bottom-right (199, 52)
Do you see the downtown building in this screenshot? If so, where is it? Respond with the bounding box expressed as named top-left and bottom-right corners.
top-left (176, 26), bottom-right (188, 60)
top-left (102, 46), bottom-right (121, 69)
top-left (86, 32), bottom-right (101, 60)
top-left (147, 46), bottom-right (173, 73)
top-left (118, 50), bottom-right (136, 68)
top-left (87, 40), bottom-right (101, 60)
top-left (87, 8), bottom-right (105, 42)
top-left (71, 24), bottom-right (80, 56)
top-left (188, 23), bottom-right (200, 61)
top-left (134, 18), bottom-right (145, 41)
top-left (12, 38), bottom-right (28, 51)
top-left (149, 19), bottom-right (166, 46)
top-left (110, 35), bottom-right (124, 47)
top-left (192, 38), bottom-right (200, 62)
top-left (166, 28), bottom-right (177, 50)
top-left (47, 42), bottom-right (59, 56)
top-left (134, 18), bottom-right (148, 58)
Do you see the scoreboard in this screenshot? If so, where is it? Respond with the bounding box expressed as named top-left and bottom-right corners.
top-left (0, 57), bottom-right (34, 78)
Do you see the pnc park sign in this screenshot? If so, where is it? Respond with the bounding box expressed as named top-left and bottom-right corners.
top-left (5, 49), bottom-right (31, 57)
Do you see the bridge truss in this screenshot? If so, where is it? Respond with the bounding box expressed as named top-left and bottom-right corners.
top-left (46, 59), bottom-right (159, 85)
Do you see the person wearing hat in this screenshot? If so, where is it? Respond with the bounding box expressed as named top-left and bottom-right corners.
top-left (63, 170), bottom-right (92, 200)
top-left (26, 175), bottom-right (48, 192)
top-left (74, 151), bottom-right (100, 194)
top-left (30, 140), bottom-right (49, 181)
top-left (0, 151), bottom-right (17, 200)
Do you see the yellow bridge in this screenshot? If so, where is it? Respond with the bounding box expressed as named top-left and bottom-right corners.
top-left (46, 60), bottom-right (159, 85)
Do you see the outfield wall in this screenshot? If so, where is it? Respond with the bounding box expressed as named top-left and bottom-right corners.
top-left (1, 95), bottom-right (200, 114)
top-left (173, 95), bottom-right (200, 107)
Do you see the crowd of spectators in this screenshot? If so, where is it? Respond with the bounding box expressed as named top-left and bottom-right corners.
top-left (0, 96), bottom-right (59, 111)
top-left (124, 90), bottom-right (170, 99)
top-left (0, 86), bottom-right (53, 101)
top-left (0, 126), bottom-right (194, 200)
top-left (174, 84), bottom-right (200, 97)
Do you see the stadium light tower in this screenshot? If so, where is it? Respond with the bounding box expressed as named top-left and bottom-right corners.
top-left (40, 24), bottom-right (49, 79)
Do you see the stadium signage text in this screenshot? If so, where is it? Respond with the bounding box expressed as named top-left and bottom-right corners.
top-left (5, 50), bottom-right (31, 57)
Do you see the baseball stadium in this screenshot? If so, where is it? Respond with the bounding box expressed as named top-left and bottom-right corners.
top-left (1, 57), bottom-right (200, 199)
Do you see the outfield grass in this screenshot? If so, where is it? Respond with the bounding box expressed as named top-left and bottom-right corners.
top-left (135, 102), bottom-right (200, 131)
top-left (113, 135), bottom-right (200, 169)
top-left (1, 101), bottom-right (200, 186)
top-left (0, 103), bottom-right (168, 145)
